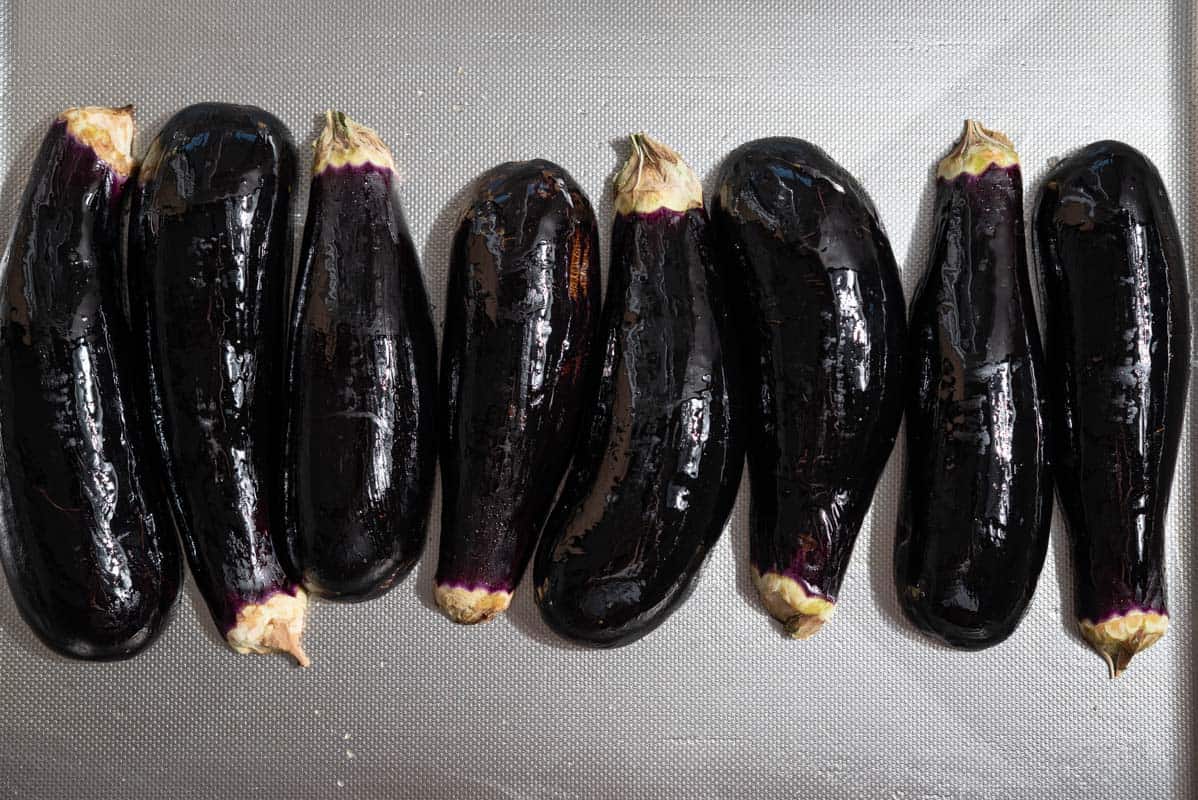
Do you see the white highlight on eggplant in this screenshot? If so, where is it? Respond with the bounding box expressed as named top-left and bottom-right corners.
top-left (72, 343), bottom-right (118, 527)
top-left (73, 341), bottom-right (134, 602)
top-left (668, 485), bottom-right (690, 512)
top-left (677, 395), bottom-right (711, 480)
top-left (829, 268), bottom-right (871, 395)
top-left (524, 222), bottom-right (558, 407)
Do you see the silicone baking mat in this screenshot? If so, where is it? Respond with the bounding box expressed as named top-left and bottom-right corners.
top-left (0, 1), bottom-right (1192, 797)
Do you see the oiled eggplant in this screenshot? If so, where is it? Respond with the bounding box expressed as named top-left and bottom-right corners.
top-left (281, 112), bottom-right (436, 601)
top-left (712, 137), bottom-right (906, 638)
top-left (533, 134), bottom-right (742, 648)
top-left (1034, 141), bottom-right (1190, 676)
top-left (129, 103), bottom-right (308, 664)
top-left (0, 107), bottom-right (181, 660)
top-left (895, 121), bottom-right (1051, 649)
top-left (435, 159), bottom-right (600, 623)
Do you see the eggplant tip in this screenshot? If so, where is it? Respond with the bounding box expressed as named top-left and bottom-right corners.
top-left (225, 588), bottom-right (311, 666)
top-left (313, 109), bottom-right (396, 175)
top-left (59, 105), bottom-right (136, 177)
top-left (937, 119), bottom-right (1018, 180)
top-left (613, 132), bottom-right (702, 216)
top-left (434, 584), bottom-right (512, 625)
top-left (752, 569), bottom-right (836, 640)
top-left (783, 614), bottom-right (827, 640)
top-left (1078, 610), bottom-right (1168, 678)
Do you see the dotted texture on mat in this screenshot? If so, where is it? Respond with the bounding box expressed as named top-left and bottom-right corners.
top-left (0, 1), bottom-right (1193, 798)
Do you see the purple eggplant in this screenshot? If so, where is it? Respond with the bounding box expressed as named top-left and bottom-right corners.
top-left (129, 103), bottom-right (308, 664)
top-left (435, 159), bottom-right (600, 624)
top-left (895, 122), bottom-right (1052, 649)
top-left (280, 112), bottom-right (435, 601)
top-left (1034, 141), bottom-right (1190, 676)
top-left (533, 134), bottom-right (743, 648)
top-left (711, 138), bottom-right (906, 638)
top-left (0, 107), bottom-right (181, 660)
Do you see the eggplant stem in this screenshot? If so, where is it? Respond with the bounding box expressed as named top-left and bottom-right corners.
top-left (783, 613), bottom-right (827, 640)
top-left (612, 132), bottom-right (702, 216)
top-left (937, 119), bottom-right (1018, 180)
top-left (327, 109), bottom-right (352, 145)
top-left (1078, 610), bottom-right (1168, 679)
top-left (435, 584), bottom-right (513, 625)
top-left (263, 620), bottom-right (310, 667)
top-left (312, 110), bottom-right (396, 175)
top-left (752, 568), bottom-right (836, 640)
top-left (629, 133), bottom-right (645, 194)
top-left (58, 105), bottom-right (137, 177)
top-left (225, 588), bottom-right (311, 666)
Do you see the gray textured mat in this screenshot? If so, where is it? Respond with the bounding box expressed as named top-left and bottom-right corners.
top-left (0, 1), bottom-right (1192, 797)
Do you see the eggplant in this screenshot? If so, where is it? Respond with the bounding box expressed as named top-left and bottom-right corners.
top-left (711, 137), bottom-right (906, 639)
top-left (0, 107), bottom-right (180, 660)
top-left (129, 103), bottom-right (308, 664)
top-left (435, 159), bottom-right (600, 623)
top-left (1034, 141), bottom-right (1190, 676)
top-left (281, 112), bottom-right (436, 601)
top-left (894, 121), bottom-right (1052, 649)
top-left (533, 134), bottom-right (742, 648)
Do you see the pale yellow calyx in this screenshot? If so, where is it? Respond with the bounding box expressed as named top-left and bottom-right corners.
top-left (313, 110), bottom-right (396, 175)
top-left (936, 119), bottom-right (1019, 180)
top-left (226, 588), bottom-right (310, 666)
top-left (753, 569), bottom-right (836, 639)
top-left (1078, 610), bottom-right (1168, 678)
top-left (59, 105), bottom-right (135, 177)
top-left (613, 132), bottom-right (703, 216)
top-left (435, 584), bottom-right (512, 625)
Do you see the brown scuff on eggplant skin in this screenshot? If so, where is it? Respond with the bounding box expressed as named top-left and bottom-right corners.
top-left (1034, 140), bottom-right (1189, 677)
top-left (435, 159), bottom-right (601, 624)
top-left (533, 134), bottom-right (744, 648)
top-left (895, 121), bottom-right (1052, 650)
top-left (281, 111), bottom-right (436, 602)
top-left (128, 103), bottom-right (309, 664)
top-left (711, 137), bottom-right (906, 639)
top-left (0, 107), bottom-right (182, 660)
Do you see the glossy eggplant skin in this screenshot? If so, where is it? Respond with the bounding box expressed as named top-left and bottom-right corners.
top-left (0, 118), bottom-right (181, 660)
top-left (282, 160), bottom-right (436, 601)
top-left (436, 160), bottom-right (600, 600)
top-left (1034, 141), bottom-right (1189, 628)
top-left (711, 138), bottom-right (906, 611)
top-left (533, 206), bottom-right (743, 648)
top-left (896, 163), bottom-right (1051, 649)
top-left (128, 103), bottom-right (299, 635)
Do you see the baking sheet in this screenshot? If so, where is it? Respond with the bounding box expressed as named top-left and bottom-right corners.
top-left (0, 1), bottom-right (1193, 797)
